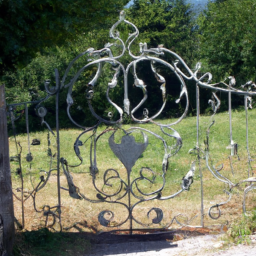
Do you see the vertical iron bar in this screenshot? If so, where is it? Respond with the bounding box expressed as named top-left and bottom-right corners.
top-left (124, 70), bottom-right (128, 101)
top-left (196, 84), bottom-right (204, 227)
top-left (20, 161), bottom-right (25, 229)
top-left (228, 90), bottom-right (235, 175)
top-left (124, 67), bottom-right (131, 231)
top-left (55, 69), bottom-right (62, 230)
top-left (245, 96), bottom-right (250, 177)
top-left (128, 171), bottom-right (132, 235)
top-left (196, 85), bottom-right (200, 146)
top-left (124, 70), bottom-right (130, 115)
top-left (17, 137), bottom-right (25, 230)
top-left (25, 104), bottom-right (31, 155)
top-left (228, 91), bottom-right (233, 154)
top-left (9, 105), bottom-right (25, 228)
top-left (23, 103), bottom-right (29, 228)
top-left (9, 108), bottom-right (18, 153)
top-left (9, 107), bottom-right (24, 227)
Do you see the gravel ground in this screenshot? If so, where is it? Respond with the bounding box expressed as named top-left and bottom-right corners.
top-left (87, 234), bottom-right (256, 256)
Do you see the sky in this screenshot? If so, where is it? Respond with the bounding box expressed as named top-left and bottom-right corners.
top-left (125, 0), bottom-right (209, 10)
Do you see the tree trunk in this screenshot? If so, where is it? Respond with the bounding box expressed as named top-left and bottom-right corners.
top-left (0, 84), bottom-right (14, 256)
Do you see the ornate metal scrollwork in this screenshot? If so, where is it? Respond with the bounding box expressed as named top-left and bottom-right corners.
top-left (56, 10), bottom-right (256, 230)
top-left (56, 11), bottom-right (205, 232)
top-left (8, 10), bottom-right (256, 233)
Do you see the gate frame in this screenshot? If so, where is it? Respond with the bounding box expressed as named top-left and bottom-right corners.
top-left (5, 11), bottom-right (256, 236)
top-left (0, 84), bottom-right (14, 256)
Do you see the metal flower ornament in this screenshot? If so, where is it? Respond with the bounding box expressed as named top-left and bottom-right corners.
top-left (59, 11), bottom-right (200, 231)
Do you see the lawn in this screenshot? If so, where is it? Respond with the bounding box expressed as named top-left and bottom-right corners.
top-left (9, 106), bottom-right (256, 238)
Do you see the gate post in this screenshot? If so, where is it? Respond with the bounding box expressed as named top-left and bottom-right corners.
top-left (0, 84), bottom-right (14, 256)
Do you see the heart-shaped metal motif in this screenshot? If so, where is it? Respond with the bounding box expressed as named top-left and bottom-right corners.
top-left (109, 132), bottom-right (148, 172)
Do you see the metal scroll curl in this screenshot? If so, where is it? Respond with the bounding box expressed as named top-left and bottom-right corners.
top-left (98, 210), bottom-right (115, 227)
top-left (147, 208), bottom-right (163, 224)
top-left (12, 10), bottom-right (256, 232)
top-left (97, 207), bottom-right (130, 228)
top-left (203, 84), bottom-right (256, 219)
top-left (58, 9), bottom-right (202, 229)
top-left (67, 123), bottom-right (197, 229)
top-left (65, 60), bottom-right (125, 128)
top-left (204, 94), bottom-right (235, 219)
top-left (208, 190), bottom-right (232, 220)
top-left (127, 57), bottom-right (189, 126)
top-left (8, 68), bottom-right (62, 230)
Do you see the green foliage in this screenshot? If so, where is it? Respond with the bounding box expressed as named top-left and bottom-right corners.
top-left (227, 210), bottom-right (256, 244)
top-left (125, 0), bottom-right (199, 117)
top-left (127, 0), bottom-right (198, 65)
top-left (0, 0), bottom-right (129, 74)
top-left (3, 0), bottom-right (199, 129)
top-left (3, 29), bottom-right (113, 129)
top-left (197, 0), bottom-right (256, 84)
top-left (4, 0), bottom-right (256, 126)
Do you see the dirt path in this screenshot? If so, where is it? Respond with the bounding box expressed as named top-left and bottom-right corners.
top-left (87, 234), bottom-right (256, 256)
top-left (205, 244), bottom-right (256, 256)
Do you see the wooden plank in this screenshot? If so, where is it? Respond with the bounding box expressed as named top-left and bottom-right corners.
top-left (0, 84), bottom-right (14, 256)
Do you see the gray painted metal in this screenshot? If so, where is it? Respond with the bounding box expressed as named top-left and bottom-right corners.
top-left (5, 11), bottom-right (256, 235)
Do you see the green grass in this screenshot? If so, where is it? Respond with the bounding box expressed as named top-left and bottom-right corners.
top-left (222, 208), bottom-right (256, 245)
top-left (9, 107), bottom-right (256, 236)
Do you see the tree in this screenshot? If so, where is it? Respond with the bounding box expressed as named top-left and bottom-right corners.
top-left (126, 0), bottom-right (200, 117)
top-left (198, 0), bottom-right (256, 84)
top-left (2, 30), bottom-right (113, 130)
top-left (0, 0), bottom-right (129, 75)
top-left (127, 0), bottom-right (197, 64)
top-left (3, 0), bottom-right (199, 129)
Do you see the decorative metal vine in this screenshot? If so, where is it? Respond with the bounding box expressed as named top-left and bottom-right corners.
top-left (8, 11), bottom-right (256, 234)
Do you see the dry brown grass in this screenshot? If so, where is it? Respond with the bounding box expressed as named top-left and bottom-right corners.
top-left (12, 169), bottom-right (256, 233)
top-left (9, 110), bottom-right (256, 233)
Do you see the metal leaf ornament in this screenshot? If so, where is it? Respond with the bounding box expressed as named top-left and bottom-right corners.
top-left (109, 132), bottom-right (148, 172)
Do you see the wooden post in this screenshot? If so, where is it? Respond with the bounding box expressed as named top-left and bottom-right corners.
top-left (0, 85), bottom-right (14, 256)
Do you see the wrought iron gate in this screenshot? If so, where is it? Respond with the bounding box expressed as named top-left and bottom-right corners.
top-left (7, 11), bottom-right (256, 234)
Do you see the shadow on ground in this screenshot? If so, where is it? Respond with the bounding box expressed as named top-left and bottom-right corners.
top-left (87, 229), bottom-right (212, 256)
top-left (13, 228), bottom-right (218, 256)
